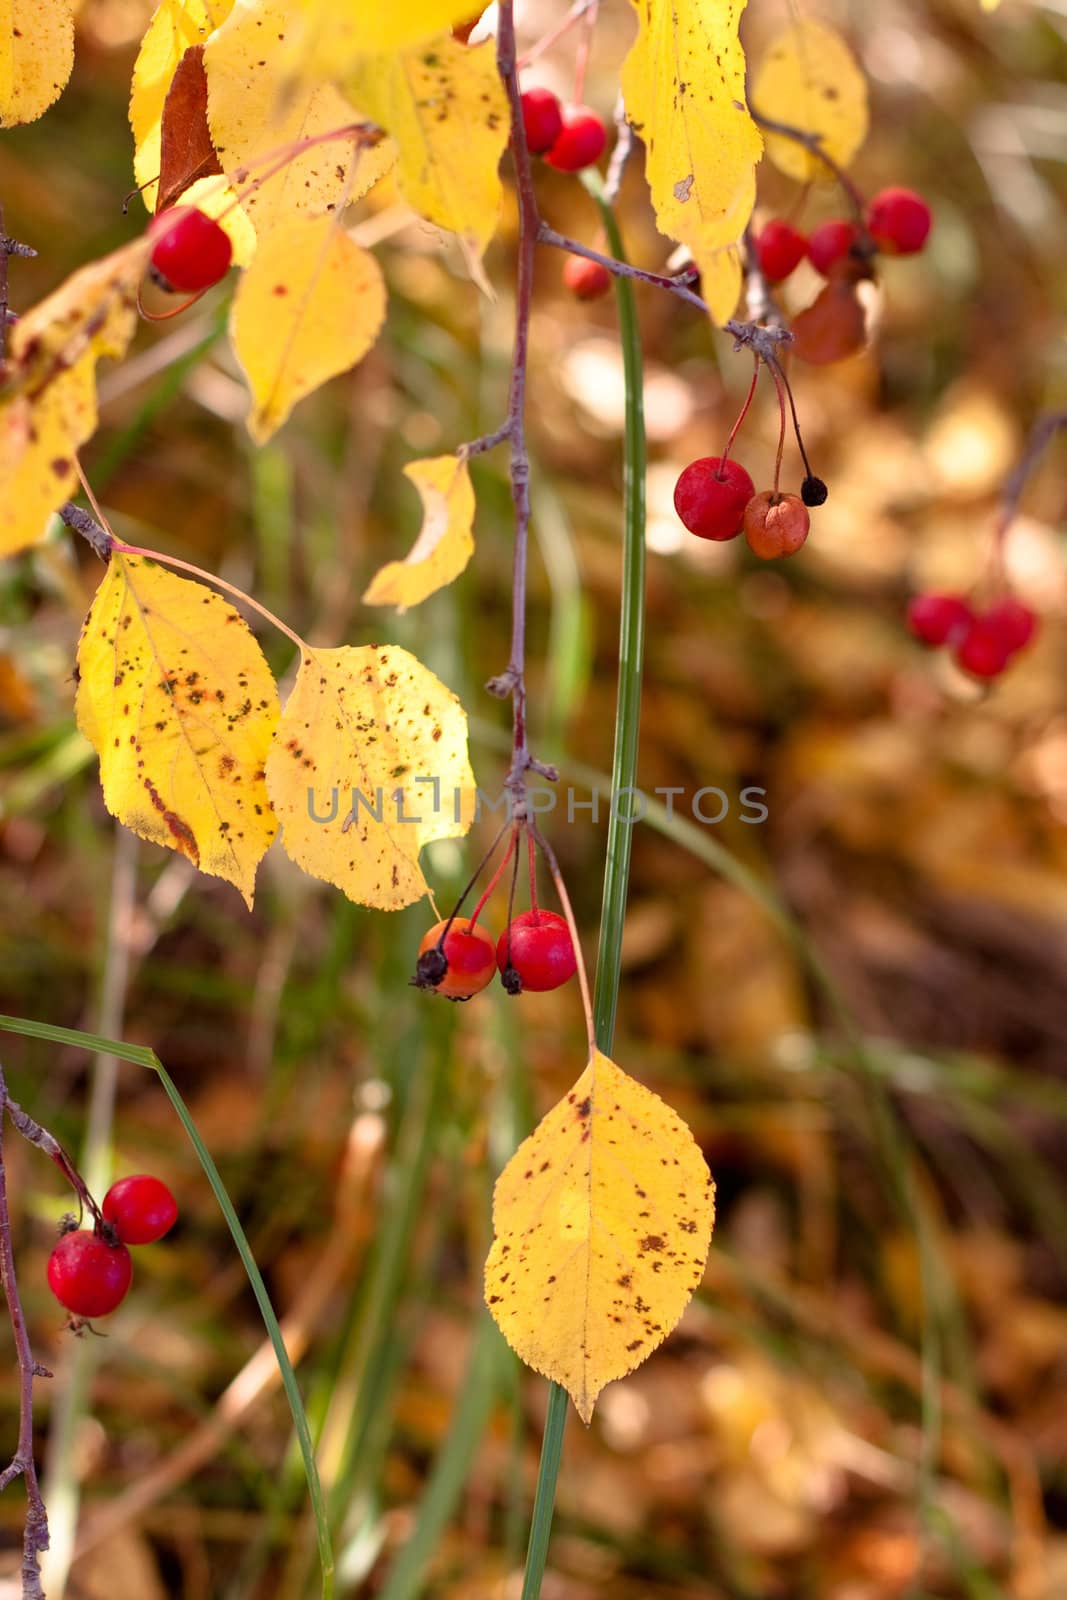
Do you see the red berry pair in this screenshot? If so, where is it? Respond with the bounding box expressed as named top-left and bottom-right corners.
top-left (806, 188), bottom-right (932, 276)
top-left (47, 1175), bottom-right (178, 1320)
top-left (673, 458), bottom-right (812, 558)
top-left (520, 87), bottom-right (606, 172)
top-left (416, 910), bottom-right (577, 1000)
top-left (907, 591), bottom-right (1037, 680)
top-left (148, 206), bottom-right (232, 294)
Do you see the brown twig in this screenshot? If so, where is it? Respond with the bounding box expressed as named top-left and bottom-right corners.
top-left (0, 1065), bottom-right (53, 1600)
top-left (747, 101), bottom-right (868, 221)
top-left (0, 201), bottom-right (36, 371)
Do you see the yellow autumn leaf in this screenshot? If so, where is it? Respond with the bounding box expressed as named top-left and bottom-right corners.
top-left (75, 554), bottom-right (280, 907)
top-left (204, 0), bottom-right (395, 241)
top-left (346, 34), bottom-right (509, 275)
top-left (621, 0), bottom-right (763, 323)
top-left (362, 455), bottom-right (475, 611)
top-left (0, 0), bottom-right (74, 126)
top-left (130, 0), bottom-right (236, 212)
top-left (230, 215), bottom-right (386, 443)
top-left (486, 1050), bottom-right (715, 1424)
top-left (0, 238), bottom-right (152, 559)
top-left (285, 0), bottom-right (485, 78)
top-left (265, 644), bottom-right (475, 911)
top-left (750, 21), bottom-right (869, 185)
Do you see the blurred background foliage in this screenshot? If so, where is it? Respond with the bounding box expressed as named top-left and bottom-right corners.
top-left (1, 0), bottom-right (1066, 1596)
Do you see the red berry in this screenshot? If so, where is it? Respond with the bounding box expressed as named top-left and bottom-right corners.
top-left (520, 87), bottom-right (564, 155)
top-left (982, 598), bottom-right (1037, 654)
top-left (755, 220), bottom-right (808, 283)
top-left (954, 617), bottom-right (1013, 680)
top-left (102, 1175), bottom-right (178, 1245)
top-left (47, 1230), bottom-right (133, 1319)
top-left (673, 456), bottom-right (755, 541)
top-left (149, 207), bottom-right (233, 294)
top-left (808, 219), bottom-right (861, 277)
top-left (497, 910), bottom-right (576, 993)
top-left (416, 917), bottom-right (496, 1000)
top-left (545, 105), bottom-right (606, 172)
top-left (790, 280), bottom-right (867, 365)
top-left (562, 253), bottom-right (612, 300)
top-left (742, 492), bottom-right (810, 559)
top-left (906, 593), bottom-right (973, 647)
top-left (866, 187), bottom-right (932, 256)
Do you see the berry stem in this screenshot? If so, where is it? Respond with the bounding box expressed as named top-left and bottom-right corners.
top-left (992, 409), bottom-right (1067, 573)
top-left (767, 360), bottom-right (788, 496)
top-left (436, 818), bottom-right (515, 946)
top-left (527, 826), bottom-right (596, 1054)
top-left (0, 1063), bottom-right (52, 1600)
top-left (769, 355), bottom-right (819, 484)
top-left (572, 0), bottom-right (599, 103)
top-left (517, 0), bottom-right (600, 71)
top-left (720, 354), bottom-right (760, 467)
top-left (466, 828), bottom-right (518, 930)
top-left (527, 829), bottom-right (539, 914)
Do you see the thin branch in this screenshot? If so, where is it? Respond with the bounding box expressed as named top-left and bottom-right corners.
top-left (491, 2), bottom-right (541, 798)
top-left (0, 201), bottom-right (36, 369)
top-left (603, 97), bottom-right (634, 206)
top-left (0, 1065), bottom-right (52, 1600)
top-left (537, 224), bottom-right (707, 312)
top-left (747, 101), bottom-right (867, 221)
top-left (998, 410), bottom-right (1067, 527)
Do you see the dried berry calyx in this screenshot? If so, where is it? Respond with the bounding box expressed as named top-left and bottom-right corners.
top-left (800, 475), bottom-right (829, 507)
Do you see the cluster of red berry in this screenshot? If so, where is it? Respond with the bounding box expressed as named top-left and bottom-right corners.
top-left (46, 1175), bottom-right (178, 1322)
top-left (754, 187), bottom-right (932, 366)
top-left (674, 456), bottom-right (821, 558)
top-left (416, 909), bottom-right (576, 1000)
top-left (907, 592), bottom-right (1038, 680)
top-left (520, 87), bottom-right (615, 303)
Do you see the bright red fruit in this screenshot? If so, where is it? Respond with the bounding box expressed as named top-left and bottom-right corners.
top-left (47, 1230), bottom-right (133, 1319)
top-left (742, 492), bottom-right (810, 559)
top-left (563, 253), bottom-right (612, 300)
top-left (103, 1175), bottom-right (178, 1245)
top-left (808, 219), bottom-right (860, 277)
top-left (954, 617), bottom-right (1014, 680)
top-left (866, 187), bottom-right (932, 255)
top-left (497, 910), bottom-right (576, 993)
top-left (520, 86), bottom-right (564, 155)
top-left (674, 457), bottom-right (755, 541)
top-left (545, 105), bottom-right (606, 171)
top-left (906, 593), bottom-right (973, 647)
top-left (755, 220), bottom-right (808, 283)
top-left (149, 207), bottom-right (233, 293)
top-left (982, 598), bottom-right (1037, 653)
top-left (417, 917), bottom-right (496, 1000)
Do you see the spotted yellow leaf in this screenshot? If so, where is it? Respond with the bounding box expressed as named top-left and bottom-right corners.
top-left (750, 21), bottom-right (868, 185)
top-left (266, 644), bottom-right (475, 911)
top-left (486, 1050), bottom-right (715, 1423)
top-left (346, 34), bottom-right (509, 276)
top-left (75, 555), bottom-right (280, 907)
top-left (363, 455), bottom-right (475, 611)
top-left (621, 0), bottom-right (762, 323)
top-left (0, 238), bottom-right (152, 559)
top-left (230, 215), bottom-right (386, 443)
top-left (130, 0), bottom-right (236, 213)
top-left (0, 0), bottom-right (74, 126)
top-left (204, 0), bottom-right (394, 242)
top-left (285, 0), bottom-right (486, 78)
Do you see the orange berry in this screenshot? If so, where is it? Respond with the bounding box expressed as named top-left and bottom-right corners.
top-left (790, 281), bottom-right (867, 365)
top-left (415, 917), bottom-right (496, 1001)
top-left (742, 492), bottom-right (810, 559)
